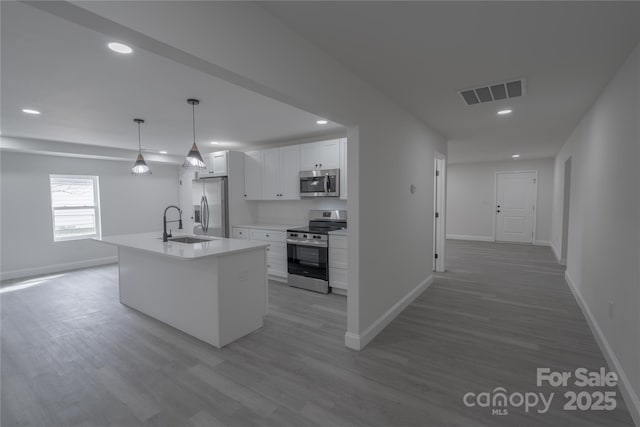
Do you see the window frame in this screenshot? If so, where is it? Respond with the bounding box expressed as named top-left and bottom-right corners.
top-left (49, 174), bottom-right (102, 242)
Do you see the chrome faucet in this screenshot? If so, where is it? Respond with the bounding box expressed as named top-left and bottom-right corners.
top-left (163, 205), bottom-right (183, 242)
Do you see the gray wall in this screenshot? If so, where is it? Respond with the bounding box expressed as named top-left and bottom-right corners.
top-left (446, 158), bottom-right (555, 243)
top-left (551, 43), bottom-right (640, 416)
top-left (253, 199), bottom-right (346, 226)
top-left (0, 151), bottom-right (180, 279)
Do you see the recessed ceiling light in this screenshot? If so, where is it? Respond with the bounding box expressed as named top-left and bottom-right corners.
top-left (107, 42), bottom-right (133, 54)
top-left (159, 151), bottom-right (168, 154)
top-left (512, 154), bottom-right (520, 158)
top-left (316, 120), bottom-right (328, 125)
top-left (210, 141), bottom-right (220, 145)
top-left (497, 109), bottom-right (512, 115)
top-left (22, 108), bottom-right (41, 115)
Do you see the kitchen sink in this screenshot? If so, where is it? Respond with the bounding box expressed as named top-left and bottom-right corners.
top-left (168, 236), bottom-right (215, 244)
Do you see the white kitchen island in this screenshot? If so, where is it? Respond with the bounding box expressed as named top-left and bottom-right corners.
top-left (95, 232), bottom-right (269, 348)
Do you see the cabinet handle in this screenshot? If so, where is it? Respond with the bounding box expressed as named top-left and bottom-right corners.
top-left (266, 234), bottom-right (270, 237)
top-left (244, 194), bottom-right (247, 197)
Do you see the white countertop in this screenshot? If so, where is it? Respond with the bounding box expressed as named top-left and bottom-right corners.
top-left (232, 223), bottom-right (302, 231)
top-left (95, 232), bottom-right (269, 259)
top-left (328, 229), bottom-right (348, 236)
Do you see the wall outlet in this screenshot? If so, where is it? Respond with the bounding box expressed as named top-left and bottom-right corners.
top-left (609, 302), bottom-right (614, 320)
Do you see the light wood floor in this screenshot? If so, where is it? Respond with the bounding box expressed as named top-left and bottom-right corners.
top-left (1, 240), bottom-right (634, 426)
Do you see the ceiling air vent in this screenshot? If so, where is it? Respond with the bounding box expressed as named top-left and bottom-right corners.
top-left (459, 78), bottom-right (526, 106)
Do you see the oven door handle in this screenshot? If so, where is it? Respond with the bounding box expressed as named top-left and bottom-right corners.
top-left (286, 238), bottom-right (327, 248)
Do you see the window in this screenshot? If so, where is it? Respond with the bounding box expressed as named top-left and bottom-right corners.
top-left (49, 175), bottom-right (101, 241)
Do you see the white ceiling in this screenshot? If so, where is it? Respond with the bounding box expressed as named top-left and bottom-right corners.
top-left (0, 1), bottom-right (343, 156)
top-left (261, 1), bottom-right (640, 163)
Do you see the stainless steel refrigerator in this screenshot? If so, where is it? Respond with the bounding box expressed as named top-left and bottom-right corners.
top-left (192, 176), bottom-right (229, 238)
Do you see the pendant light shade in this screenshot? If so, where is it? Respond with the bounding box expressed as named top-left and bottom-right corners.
top-left (182, 98), bottom-right (206, 169)
top-left (132, 118), bottom-right (151, 175)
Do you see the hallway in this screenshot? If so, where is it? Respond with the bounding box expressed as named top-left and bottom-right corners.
top-left (383, 239), bottom-right (634, 426)
top-left (1, 241), bottom-right (634, 426)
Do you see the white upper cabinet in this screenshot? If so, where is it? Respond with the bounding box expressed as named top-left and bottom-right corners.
top-left (280, 145), bottom-right (300, 200)
top-left (198, 150), bottom-right (228, 178)
top-left (340, 138), bottom-right (347, 200)
top-left (261, 145), bottom-right (300, 200)
top-left (299, 143), bottom-right (317, 170)
top-left (244, 150), bottom-right (262, 200)
top-left (299, 139), bottom-right (340, 170)
top-left (261, 148), bottom-right (281, 200)
top-left (243, 139), bottom-right (348, 201)
top-left (211, 151), bottom-right (227, 175)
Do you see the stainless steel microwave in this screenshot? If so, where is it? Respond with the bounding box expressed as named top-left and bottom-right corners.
top-left (299, 169), bottom-right (340, 197)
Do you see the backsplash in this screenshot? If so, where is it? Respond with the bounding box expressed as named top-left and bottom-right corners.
top-left (254, 199), bottom-right (347, 225)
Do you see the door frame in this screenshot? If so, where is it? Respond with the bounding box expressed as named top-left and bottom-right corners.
top-left (433, 152), bottom-right (447, 272)
top-left (493, 170), bottom-right (538, 244)
top-left (560, 157), bottom-right (572, 264)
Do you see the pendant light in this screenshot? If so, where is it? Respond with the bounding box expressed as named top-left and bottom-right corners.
top-left (132, 118), bottom-right (151, 175)
top-left (182, 98), bottom-right (206, 169)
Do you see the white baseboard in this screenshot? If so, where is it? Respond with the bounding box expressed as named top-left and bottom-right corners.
top-left (268, 274), bottom-right (288, 284)
top-left (446, 234), bottom-right (494, 242)
top-left (549, 240), bottom-right (566, 265)
top-left (565, 271), bottom-right (640, 425)
top-left (535, 240), bottom-right (551, 246)
top-left (344, 275), bottom-right (434, 351)
top-left (1, 256), bottom-right (118, 281)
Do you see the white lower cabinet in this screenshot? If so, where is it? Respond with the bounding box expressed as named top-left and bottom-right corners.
top-left (328, 235), bottom-right (348, 294)
top-left (232, 228), bottom-right (250, 239)
top-left (232, 227), bottom-right (288, 282)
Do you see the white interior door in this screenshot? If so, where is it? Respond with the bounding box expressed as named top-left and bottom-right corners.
top-left (495, 171), bottom-right (537, 244)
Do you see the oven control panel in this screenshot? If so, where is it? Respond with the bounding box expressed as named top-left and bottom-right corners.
top-left (286, 232), bottom-right (328, 247)
top-left (287, 232), bottom-right (327, 240)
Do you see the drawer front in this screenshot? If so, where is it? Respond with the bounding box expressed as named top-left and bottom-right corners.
top-left (329, 267), bottom-right (347, 290)
top-left (329, 235), bottom-right (347, 249)
top-left (232, 228), bottom-right (250, 239)
top-left (267, 261), bottom-right (287, 278)
top-left (265, 242), bottom-right (286, 259)
top-left (329, 248), bottom-right (348, 269)
top-left (250, 229), bottom-right (286, 242)
top-left (267, 254), bottom-right (286, 266)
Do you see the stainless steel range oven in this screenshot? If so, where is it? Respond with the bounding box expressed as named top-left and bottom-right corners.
top-left (286, 232), bottom-right (329, 293)
top-left (286, 210), bottom-right (347, 294)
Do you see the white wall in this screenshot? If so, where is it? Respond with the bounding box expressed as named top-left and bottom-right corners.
top-left (551, 43), bottom-right (640, 421)
top-left (68, 1), bottom-right (447, 349)
top-left (0, 151), bottom-right (179, 280)
top-left (253, 199), bottom-right (347, 226)
top-left (447, 158), bottom-right (555, 243)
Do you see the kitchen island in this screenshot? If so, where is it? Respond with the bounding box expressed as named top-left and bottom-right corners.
top-left (95, 232), bottom-right (269, 348)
